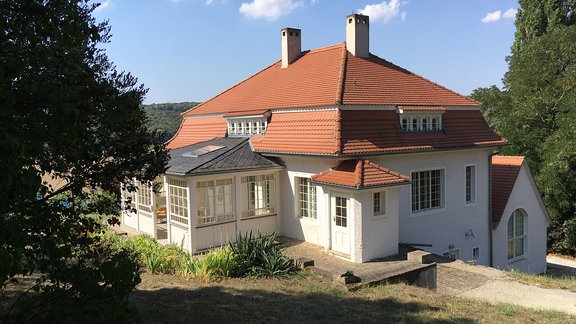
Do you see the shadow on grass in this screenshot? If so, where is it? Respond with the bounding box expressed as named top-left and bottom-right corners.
top-left (128, 285), bottom-right (475, 323)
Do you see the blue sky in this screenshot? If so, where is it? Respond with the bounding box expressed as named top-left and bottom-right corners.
top-left (93, 0), bottom-right (519, 104)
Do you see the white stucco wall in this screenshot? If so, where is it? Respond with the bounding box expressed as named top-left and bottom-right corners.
top-left (279, 156), bottom-right (336, 246)
top-left (357, 188), bottom-right (401, 262)
top-left (492, 164), bottom-right (549, 274)
top-left (279, 155), bottom-right (403, 262)
top-left (373, 148), bottom-right (493, 266)
top-left (122, 209), bottom-right (139, 231)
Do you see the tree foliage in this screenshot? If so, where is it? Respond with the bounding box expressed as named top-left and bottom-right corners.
top-left (0, 0), bottom-right (168, 320)
top-left (143, 102), bottom-right (199, 141)
top-left (473, 2), bottom-right (576, 254)
top-left (512, 0), bottom-right (576, 56)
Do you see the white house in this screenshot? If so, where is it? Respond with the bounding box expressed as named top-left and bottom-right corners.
top-left (121, 14), bottom-right (549, 273)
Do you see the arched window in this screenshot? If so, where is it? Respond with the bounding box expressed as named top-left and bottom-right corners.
top-left (507, 209), bottom-right (527, 260)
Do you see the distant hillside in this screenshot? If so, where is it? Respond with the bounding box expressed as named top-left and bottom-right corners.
top-left (143, 102), bottom-right (200, 141)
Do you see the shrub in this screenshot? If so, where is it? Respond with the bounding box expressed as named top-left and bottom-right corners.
top-left (10, 233), bottom-right (142, 323)
top-left (192, 246), bottom-right (236, 281)
top-left (230, 232), bottom-right (296, 277)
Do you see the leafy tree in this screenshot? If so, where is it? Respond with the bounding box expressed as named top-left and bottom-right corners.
top-left (512, 0), bottom-right (576, 56)
top-left (505, 25), bottom-right (576, 254)
top-left (473, 1), bottom-right (576, 254)
top-left (0, 0), bottom-right (168, 321)
top-left (143, 101), bottom-right (199, 141)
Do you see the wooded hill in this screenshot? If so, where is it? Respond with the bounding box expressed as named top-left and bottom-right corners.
top-left (143, 102), bottom-right (199, 141)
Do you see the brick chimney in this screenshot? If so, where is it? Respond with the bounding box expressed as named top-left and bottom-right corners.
top-left (281, 27), bottom-right (301, 68)
top-left (346, 14), bottom-right (369, 58)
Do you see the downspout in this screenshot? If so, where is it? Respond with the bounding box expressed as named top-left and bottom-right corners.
top-left (488, 151), bottom-right (496, 267)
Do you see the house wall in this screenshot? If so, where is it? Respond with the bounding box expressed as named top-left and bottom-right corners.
top-left (280, 156), bottom-right (336, 247)
top-left (279, 155), bottom-right (402, 262)
top-left (492, 165), bottom-right (548, 274)
top-left (122, 209), bottom-right (139, 231)
top-left (121, 182), bottom-right (155, 237)
top-left (373, 148), bottom-right (493, 266)
top-left (166, 170), bottom-right (281, 254)
top-left (357, 187), bottom-right (401, 262)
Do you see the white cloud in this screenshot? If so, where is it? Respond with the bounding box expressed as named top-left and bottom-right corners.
top-left (503, 8), bottom-right (517, 19)
top-left (481, 10), bottom-right (501, 23)
top-left (239, 0), bottom-right (304, 21)
top-left (481, 8), bottom-right (517, 23)
top-left (358, 0), bottom-right (406, 24)
top-left (205, 0), bottom-right (214, 4)
top-left (93, 0), bottom-right (112, 13)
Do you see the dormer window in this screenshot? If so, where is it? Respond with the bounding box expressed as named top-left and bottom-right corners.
top-left (398, 106), bottom-right (445, 133)
top-left (225, 110), bottom-right (271, 137)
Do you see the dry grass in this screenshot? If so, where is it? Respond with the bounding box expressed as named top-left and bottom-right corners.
top-left (509, 270), bottom-right (576, 293)
top-left (127, 271), bottom-right (575, 323)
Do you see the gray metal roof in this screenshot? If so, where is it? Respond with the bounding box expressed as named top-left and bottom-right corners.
top-left (166, 137), bottom-right (284, 176)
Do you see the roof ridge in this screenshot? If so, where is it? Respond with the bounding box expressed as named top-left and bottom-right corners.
top-left (307, 43), bottom-right (344, 54)
top-left (354, 160), bottom-right (363, 187)
top-left (334, 42), bottom-right (347, 105)
top-left (189, 138), bottom-right (249, 172)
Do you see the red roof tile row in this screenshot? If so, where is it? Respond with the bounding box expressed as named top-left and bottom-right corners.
top-left (251, 110), bottom-right (340, 155)
top-left (165, 117), bottom-right (227, 150)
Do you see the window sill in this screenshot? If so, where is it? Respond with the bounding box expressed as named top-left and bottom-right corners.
top-left (508, 256), bottom-right (526, 264)
top-left (298, 216), bottom-right (319, 224)
top-left (372, 214), bottom-right (387, 220)
top-left (410, 206), bottom-right (446, 217)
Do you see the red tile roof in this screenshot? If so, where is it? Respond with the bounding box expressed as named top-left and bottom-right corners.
top-left (166, 42), bottom-right (506, 153)
top-left (341, 53), bottom-right (479, 106)
top-left (183, 43), bottom-right (478, 118)
top-left (165, 116), bottom-right (227, 150)
top-left (492, 156), bottom-right (524, 224)
top-left (252, 109), bottom-right (507, 155)
top-left (399, 106), bottom-right (446, 111)
top-left (311, 160), bottom-right (410, 189)
top-left (251, 110), bottom-right (340, 155)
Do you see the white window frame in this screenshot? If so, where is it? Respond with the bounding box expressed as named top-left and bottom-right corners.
top-left (400, 113), bottom-right (443, 132)
top-left (196, 178), bottom-right (234, 226)
top-left (411, 168), bottom-right (444, 213)
top-left (465, 164), bottom-right (476, 205)
top-left (227, 117), bottom-right (268, 137)
top-left (241, 174), bottom-right (275, 218)
top-left (168, 178), bottom-right (189, 225)
top-left (372, 191), bottom-right (386, 218)
top-left (137, 180), bottom-right (152, 213)
top-left (297, 177), bottom-right (317, 219)
top-left (508, 209), bottom-right (527, 261)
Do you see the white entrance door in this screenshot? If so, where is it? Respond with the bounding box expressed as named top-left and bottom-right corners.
top-left (331, 193), bottom-right (350, 255)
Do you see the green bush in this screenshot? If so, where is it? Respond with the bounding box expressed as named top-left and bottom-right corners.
top-left (11, 232), bottom-right (142, 323)
top-left (230, 232), bottom-right (297, 278)
top-left (193, 246), bottom-right (236, 280)
top-left (115, 232), bottom-right (296, 281)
